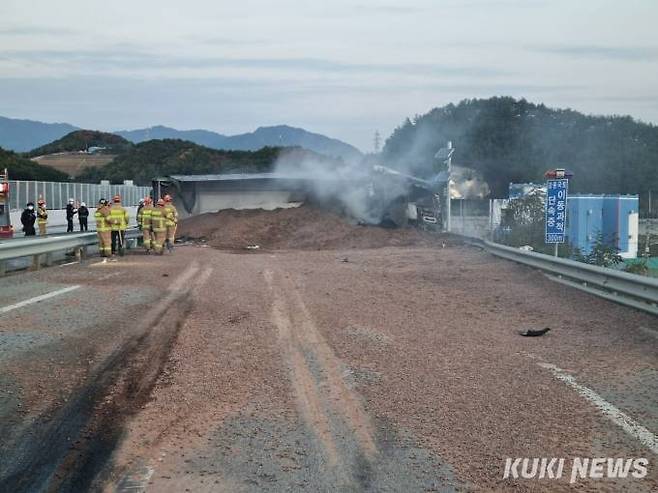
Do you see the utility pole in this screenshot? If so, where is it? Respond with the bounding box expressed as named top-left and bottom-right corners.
top-left (435, 141), bottom-right (454, 232)
top-left (446, 141), bottom-right (453, 232)
top-left (649, 190), bottom-right (653, 217)
top-left (373, 131), bottom-right (381, 154)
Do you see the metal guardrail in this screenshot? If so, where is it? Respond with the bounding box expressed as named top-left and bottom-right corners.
top-left (479, 239), bottom-right (658, 316)
top-left (0, 229), bottom-right (140, 275)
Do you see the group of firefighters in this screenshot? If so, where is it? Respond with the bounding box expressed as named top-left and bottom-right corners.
top-left (19, 193), bottom-right (178, 257)
top-left (93, 194), bottom-right (178, 258)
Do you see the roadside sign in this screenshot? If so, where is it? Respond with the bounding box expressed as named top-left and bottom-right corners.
top-left (545, 179), bottom-right (568, 243)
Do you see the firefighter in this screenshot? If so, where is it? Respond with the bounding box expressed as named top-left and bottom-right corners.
top-left (37, 199), bottom-right (48, 236)
top-left (163, 194), bottom-right (178, 252)
top-left (140, 197), bottom-right (154, 253)
top-left (151, 199), bottom-right (167, 255)
top-left (108, 194), bottom-right (129, 257)
top-left (94, 199), bottom-right (112, 258)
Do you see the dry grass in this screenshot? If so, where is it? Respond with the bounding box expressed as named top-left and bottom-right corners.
top-left (32, 153), bottom-right (116, 177)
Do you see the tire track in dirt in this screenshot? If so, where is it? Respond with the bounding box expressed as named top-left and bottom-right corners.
top-left (264, 267), bottom-right (377, 488)
top-left (111, 266), bottom-right (216, 493)
top-left (0, 262), bottom-right (206, 493)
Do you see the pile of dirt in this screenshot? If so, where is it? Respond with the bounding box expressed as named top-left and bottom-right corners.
top-left (177, 205), bottom-right (446, 251)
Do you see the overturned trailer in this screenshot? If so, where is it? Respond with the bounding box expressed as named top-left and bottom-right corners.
top-left (153, 168), bottom-right (443, 229)
top-left (153, 173), bottom-right (316, 220)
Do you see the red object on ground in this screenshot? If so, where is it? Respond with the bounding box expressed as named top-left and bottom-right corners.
top-left (0, 225), bottom-right (13, 238)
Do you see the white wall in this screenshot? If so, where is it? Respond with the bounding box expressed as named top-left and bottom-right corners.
top-left (10, 206), bottom-right (139, 233)
top-left (183, 190), bottom-right (303, 218)
top-left (622, 212), bottom-right (639, 259)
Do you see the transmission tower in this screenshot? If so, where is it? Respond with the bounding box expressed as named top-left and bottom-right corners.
top-left (373, 130), bottom-right (381, 153)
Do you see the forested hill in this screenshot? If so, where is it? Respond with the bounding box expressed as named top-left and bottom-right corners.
top-left (0, 147), bottom-right (69, 181)
top-left (27, 130), bottom-right (132, 157)
top-left (382, 97), bottom-right (658, 198)
top-left (77, 139), bottom-right (341, 185)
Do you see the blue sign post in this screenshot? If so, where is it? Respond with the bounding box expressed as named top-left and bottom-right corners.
top-left (545, 178), bottom-right (568, 255)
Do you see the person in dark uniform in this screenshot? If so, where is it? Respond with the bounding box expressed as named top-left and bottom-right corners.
top-left (66, 198), bottom-right (77, 232)
top-left (21, 202), bottom-right (36, 236)
top-left (78, 202), bottom-right (89, 231)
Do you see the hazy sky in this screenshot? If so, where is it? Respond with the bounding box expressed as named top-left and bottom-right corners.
top-left (0, 0), bottom-right (657, 150)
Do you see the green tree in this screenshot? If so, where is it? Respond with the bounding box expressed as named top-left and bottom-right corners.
top-left (498, 192), bottom-right (545, 249)
top-left (584, 232), bottom-right (623, 267)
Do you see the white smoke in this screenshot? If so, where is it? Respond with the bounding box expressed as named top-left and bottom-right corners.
top-left (272, 149), bottom-right (408, 224)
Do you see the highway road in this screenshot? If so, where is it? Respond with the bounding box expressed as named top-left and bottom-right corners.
top-left (0, 243), bottom-right (656, 492)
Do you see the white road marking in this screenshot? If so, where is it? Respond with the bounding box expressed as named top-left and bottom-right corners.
top-left (59, 261), bottom-right (80, 267)
top-left (538, 362), bottom-right (658, 455)
top-left (0, 285), bottom-right (81, 315)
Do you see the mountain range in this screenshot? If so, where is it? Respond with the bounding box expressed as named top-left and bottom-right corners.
top-left (0, 116), bottom-right (362, 161)
top-left (0, 116), bottom-right (78, 153)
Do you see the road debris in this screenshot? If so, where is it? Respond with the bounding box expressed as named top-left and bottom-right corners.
top-left (518, 327), bottom-right (552, 337)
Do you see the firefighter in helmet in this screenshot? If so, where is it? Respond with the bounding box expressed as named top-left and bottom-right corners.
top-left (36, 198), bottom-right (48, 236)
top-left (108, 194), bottom-right (129, 257)
top-left (94, 198), bottom-right (112, 258)
top-left (150, 199), bottom-right (167, 255)
top-left (163, 194), bottom-right (178, 252)
top-left (139, 197), bottom-right (154, 253)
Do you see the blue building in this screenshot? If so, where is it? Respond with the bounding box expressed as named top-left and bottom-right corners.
top-left (567, 195), bottom-right (639, 258)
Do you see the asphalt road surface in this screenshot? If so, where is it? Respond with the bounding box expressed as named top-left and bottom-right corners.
top-left (0, 244), bottom-right (656, 492)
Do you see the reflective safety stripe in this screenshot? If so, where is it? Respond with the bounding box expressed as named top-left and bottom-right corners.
top-left (94, 209), bottom-right (110, 232)
top-left (164, 204), bottom-right (178, 227)
top-left (140, 207), bottom-right (153, 229)
top-left (109, 205), bottom-right (129, 231)
top-left (150, 208), bottom-right (167, 231)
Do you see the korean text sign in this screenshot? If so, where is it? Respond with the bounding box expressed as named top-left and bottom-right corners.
top-left (546, 179), bottom-right (568, 243)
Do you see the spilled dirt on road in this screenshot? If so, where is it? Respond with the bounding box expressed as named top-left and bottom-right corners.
top-left (2, 207), bottom-right (657, 492)
top-left (265, 267), bottom-right (377, 482)
top-left (106, 249), bottom-right (459, 492)
top-left (176, 204), bottom-right (448, 251)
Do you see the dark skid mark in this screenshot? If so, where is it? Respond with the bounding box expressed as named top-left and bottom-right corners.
top-left (0, 295), bottom-right (192, 493)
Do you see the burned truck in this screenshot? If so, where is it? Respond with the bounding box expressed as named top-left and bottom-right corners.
top-left (152, 164), bottom-right (445, 231)
top-left (368, 165), bottom-right (443, 230)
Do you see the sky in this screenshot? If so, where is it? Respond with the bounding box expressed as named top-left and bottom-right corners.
top-left (0, 0), bottom-right (657, 151)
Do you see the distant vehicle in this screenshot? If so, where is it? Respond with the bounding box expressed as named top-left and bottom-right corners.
top-left (0, 168), bottom-right (14, 238)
